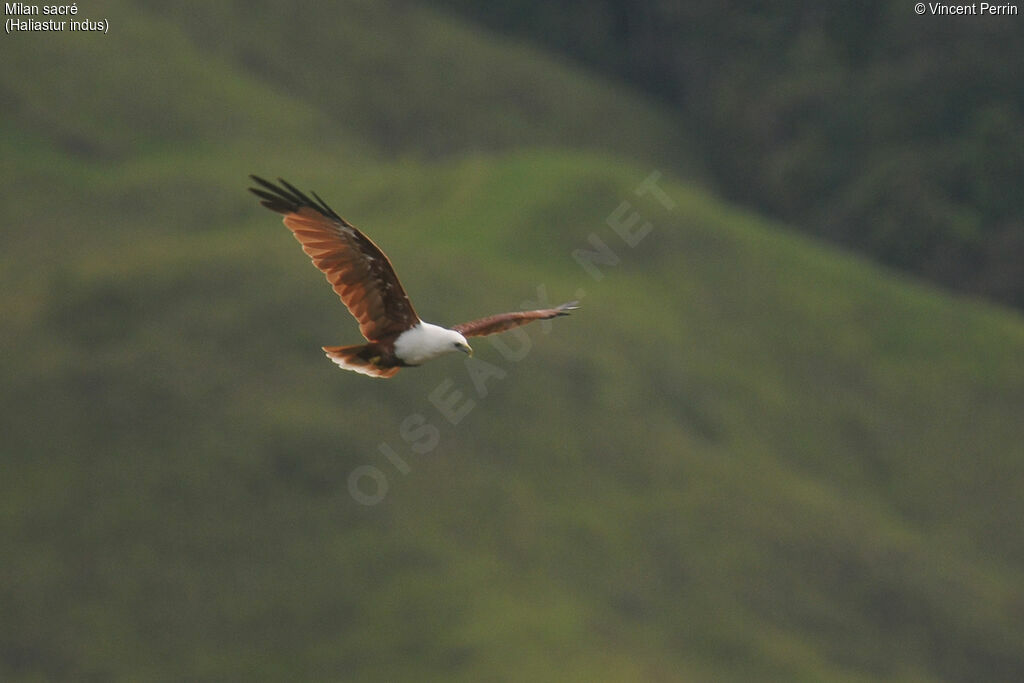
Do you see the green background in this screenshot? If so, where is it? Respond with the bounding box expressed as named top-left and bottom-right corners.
top-left (2, 1), bottom-right (1022, 680)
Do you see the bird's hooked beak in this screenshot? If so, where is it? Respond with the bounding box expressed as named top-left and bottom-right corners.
top-left (459, 343), bottom-right (473, 356)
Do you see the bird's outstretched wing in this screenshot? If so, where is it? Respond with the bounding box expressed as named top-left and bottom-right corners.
top-left (249, 176), bottom-right (419, 341)
top-left (453, 301), bottom-right (579, 338)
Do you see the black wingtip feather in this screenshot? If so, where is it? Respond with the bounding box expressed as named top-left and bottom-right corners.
top-left (278, 178), bottom-right (322, 212)
top-left (311, 191), bottom-right (341, 221)
top-left (249, 187), bottom-right (280, 203)
top-left (248, 176), bottom-right (343, 220)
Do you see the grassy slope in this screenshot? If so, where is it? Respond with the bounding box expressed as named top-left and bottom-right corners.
top-left (2, 1), bottom-right (1024, 681)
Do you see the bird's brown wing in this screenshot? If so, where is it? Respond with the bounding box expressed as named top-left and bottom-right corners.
top-left (249, 176), bottom-right (419, 341)
top-left (453, 302), bottom-right (579, 338)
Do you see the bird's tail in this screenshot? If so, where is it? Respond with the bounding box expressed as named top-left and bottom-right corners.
top-left (322, 344), bottom-right (401, 379)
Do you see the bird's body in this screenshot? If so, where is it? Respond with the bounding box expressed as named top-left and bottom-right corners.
top-left (323, 322), bottom-right (470, 378)
top-left (392, 322), bottom-right (469, 365)
top-left (249, 176), bottom-right (577, 378)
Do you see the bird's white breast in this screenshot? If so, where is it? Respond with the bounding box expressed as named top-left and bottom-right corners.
top-left (393, 322), bottom-right (458, 365)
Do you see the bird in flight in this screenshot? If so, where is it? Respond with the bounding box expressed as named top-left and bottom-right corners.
top-left (249, 176), bottom-right (578, 378)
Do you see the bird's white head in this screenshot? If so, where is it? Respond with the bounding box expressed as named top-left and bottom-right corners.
top-left (394, 322), bottom-right (473, 365)
top-left (448, 329), bottom-right (473, 357)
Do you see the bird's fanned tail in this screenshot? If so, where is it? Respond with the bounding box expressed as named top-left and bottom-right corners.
top-left (322, 344), bottom-right (402, 379)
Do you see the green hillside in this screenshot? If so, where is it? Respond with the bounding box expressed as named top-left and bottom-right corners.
top-left (429, 1), bottom-right (1024, 310)
top-left (3, 2), bottom-right (1024, 681)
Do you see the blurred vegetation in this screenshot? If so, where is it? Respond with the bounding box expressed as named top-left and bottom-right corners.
top-left (2, 1), bottom-right (1024, 681)
top-left (429, 0), bottom-right (1024, 309)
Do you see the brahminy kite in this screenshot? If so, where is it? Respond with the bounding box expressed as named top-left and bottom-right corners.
top-left (249, 176), bottom-right (578, 378)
